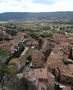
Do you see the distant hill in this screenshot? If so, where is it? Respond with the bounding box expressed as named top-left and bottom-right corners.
top-left (0, 12), bottom-right (73, 21)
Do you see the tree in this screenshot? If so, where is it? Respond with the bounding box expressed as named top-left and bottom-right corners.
top-left (0, 36), bottom-right (4, 41)
top-left (38, 37), bottom-right (43, 50)
top-left (8, 77), bottom-right (37, 90)
top-left (6, 30), bottom-right (17, 36)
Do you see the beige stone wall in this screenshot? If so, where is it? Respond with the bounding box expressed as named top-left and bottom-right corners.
top-left (32, 58), bottom-right (44, 68)
top-left (60, 74), bottom-right (73, 86)
top-left (62, 86), bottom-right (71, 90)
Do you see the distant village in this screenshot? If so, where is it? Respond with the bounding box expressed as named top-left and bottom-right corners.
top-left (0, 22), bottom-right (73, 90)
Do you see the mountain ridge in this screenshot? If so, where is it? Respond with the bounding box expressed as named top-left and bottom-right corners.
top-left (0, 11), bottom-right (73, 21)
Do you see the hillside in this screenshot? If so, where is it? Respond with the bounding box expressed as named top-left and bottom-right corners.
top-left (0, 12), bottom-right (73, 21)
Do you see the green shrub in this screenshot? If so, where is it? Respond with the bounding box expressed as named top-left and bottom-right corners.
top-left (0, 48), bottom-right (9, 57)
top-left (48, 32), bottom-right (53, 38)
top-left (30, 33), bottom-right (37, 39)
top-left (6, 30), bottom-right (17, 36)
top-left (41, 32), bottom-right (53, 38)
top-left (25, 48), bottom-right (34, 58)
top-left (0, 36), bottom-right (4, 41)
top-left (8, 77), bottom-right (37, 90)
top-left (8, 66), bottom-right (16, 74)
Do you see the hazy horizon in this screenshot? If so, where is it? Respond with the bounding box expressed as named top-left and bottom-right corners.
top-left (0, 11), bottom-right (73, 13)
top-left (0, 0), bottom-right (73, 13)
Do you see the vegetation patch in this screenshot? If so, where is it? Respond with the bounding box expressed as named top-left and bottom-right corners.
top-left (0, 48), bottom-right (10, 57)
top-left (25, 48), bottom-right (34, 58)
top-left (0, 36), bottom-right (4, 41)
top-left (6, 29), bottom-right (17, 36)
top-left (7, 66), bottom-right (16, 74)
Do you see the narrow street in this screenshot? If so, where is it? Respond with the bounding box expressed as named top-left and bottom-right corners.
top-left (20, 60), bottom-right (32, 73)
top-left (21, 47), bottom-right (29, 55)
top-left (55, 81), bottom-right (67, 88)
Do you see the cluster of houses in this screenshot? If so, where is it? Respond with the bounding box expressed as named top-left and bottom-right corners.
top-left (0, 25), bottom-right (73, 90)
top-left (8, 33), bottom-right (73, 90)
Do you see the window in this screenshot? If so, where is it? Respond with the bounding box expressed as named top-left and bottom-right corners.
top-left (67, 78), bottom-right (69, 81)
top-left (68, 82), bottom-right (72, 84)
top-left (62, 80), bottom-right (65, 83)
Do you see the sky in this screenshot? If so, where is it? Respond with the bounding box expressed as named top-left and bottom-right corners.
top-left (0, 0), bottom-right (73, 13)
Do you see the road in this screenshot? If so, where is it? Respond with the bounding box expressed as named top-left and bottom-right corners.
top-left (21, 47), bottom-right (29, 55)
top-left (20, 60), bottom-right (32, 73)
top-left (55, 81), bottom-right (66, 88)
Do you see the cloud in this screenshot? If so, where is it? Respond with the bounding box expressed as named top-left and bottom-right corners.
top-left (52, 1), bottom-right (73, 11)
top-left (32, 0), bottom-right (58, 5)
top-left (0, 0), bottom-right (73, 13)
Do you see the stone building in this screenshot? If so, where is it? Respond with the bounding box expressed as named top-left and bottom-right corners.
top-left (17, 68), bottom-right (55, 90)
top-left (32, 50), bottom-right (45, 68)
